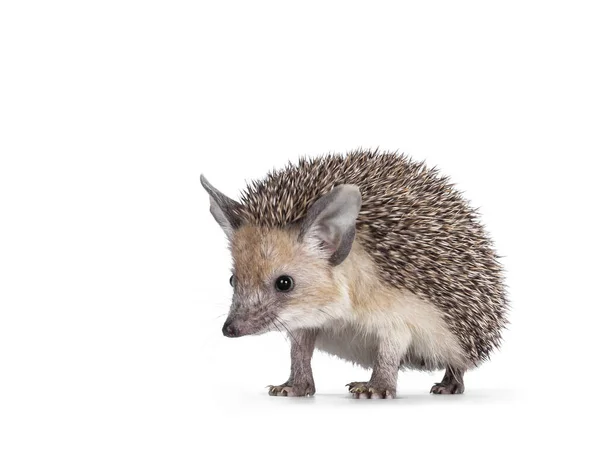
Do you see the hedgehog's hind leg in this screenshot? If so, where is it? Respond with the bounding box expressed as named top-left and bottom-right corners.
top-left (430, 366), bottom-right (465, 394)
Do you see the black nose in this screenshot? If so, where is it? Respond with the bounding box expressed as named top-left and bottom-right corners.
top-left (222, 319), bottom-right (239, 337)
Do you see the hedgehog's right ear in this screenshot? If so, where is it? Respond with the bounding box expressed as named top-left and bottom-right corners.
top-left (299, 184), bottom-right (362, 266)
top-left (200, 175), bottom-right (243, 239)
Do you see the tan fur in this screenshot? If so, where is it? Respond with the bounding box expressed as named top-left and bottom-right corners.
top-left (318, 237), bottom-right (470, 370)
top-left (230, 226), bottom-right (469, 371)
top-left (230, 225), bottom-right (341, 314)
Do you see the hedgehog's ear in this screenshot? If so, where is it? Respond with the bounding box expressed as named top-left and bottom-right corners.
top-left (200, 175), bottom-right (243, 239)
top-left (299, 184), bottom-right (362, 266)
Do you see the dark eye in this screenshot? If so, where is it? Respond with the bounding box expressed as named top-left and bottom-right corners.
top-left (275, 275), bottom-right (294, 292)
top-left (229, 275), bottom-right (235, 287)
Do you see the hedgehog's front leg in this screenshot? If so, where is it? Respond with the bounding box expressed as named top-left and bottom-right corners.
top-left (347, 334), bottom-right (410, 399)
top-left (268, 329), bottom-right (317, 397)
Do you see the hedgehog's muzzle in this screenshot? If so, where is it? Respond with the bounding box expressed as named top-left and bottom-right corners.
top-left (221, 310), bottom-right (274, 338)
top-left (222, 318), bottom-right (240, 337)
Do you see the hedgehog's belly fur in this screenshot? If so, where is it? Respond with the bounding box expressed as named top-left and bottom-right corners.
top-left (314, 289), bottom-right (470, 371)
top-left (315, 324), bottom-right (464, 371)
top-left (315, 325), bottom-right (467, 371)
top-left (315, 325), bottom-right (378, 368)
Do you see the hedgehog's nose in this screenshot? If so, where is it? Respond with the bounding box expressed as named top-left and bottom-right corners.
top-left (222, 319), bottom-right (240, 337)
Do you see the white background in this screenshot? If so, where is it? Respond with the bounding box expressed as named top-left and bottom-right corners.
top-left (1, 1), bottom-right (599, 449)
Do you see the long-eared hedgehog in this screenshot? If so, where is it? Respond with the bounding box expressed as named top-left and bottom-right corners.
top-left (201, 149), bottom-right (508, 398)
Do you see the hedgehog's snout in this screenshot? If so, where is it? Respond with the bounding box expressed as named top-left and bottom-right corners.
top-left (221, 304), bottom-right (276, 338)
top-left (222, 315), bottom-right (249, 338)
top-left (222, 318), bottom-right (240, 337)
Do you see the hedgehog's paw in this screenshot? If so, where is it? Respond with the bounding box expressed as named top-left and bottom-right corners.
top-left (346, 381), bottom-right (395, 399)
top-left (267, 382), bottom-right (315, 397)
top-left (430, 382), bottom-right (464, 395)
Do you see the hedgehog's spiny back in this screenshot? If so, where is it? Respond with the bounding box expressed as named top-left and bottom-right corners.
top-left (239, 150), bottom-right (507, 364)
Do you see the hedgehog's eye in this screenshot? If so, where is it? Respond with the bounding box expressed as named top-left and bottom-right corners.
top-left (229, 275), bottom-right (235, 287)
top-left (275, 275), bottom-right (294, 292)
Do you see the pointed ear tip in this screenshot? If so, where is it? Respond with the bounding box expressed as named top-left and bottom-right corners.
top-left (336, 183), bottom-right (360, 191)
top-left (199, 174), bottom-right (210, 190)
top-left (338, 184), bottom-right (362, 200)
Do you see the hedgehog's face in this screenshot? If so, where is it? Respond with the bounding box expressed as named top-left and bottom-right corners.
top-left (200, 176), bottom-right (361, 338)
top-left (223, 226), bottom-right (343, 336)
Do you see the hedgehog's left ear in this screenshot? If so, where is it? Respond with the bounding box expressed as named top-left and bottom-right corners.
top-left (200, 175), bottom-right (243, 239)
top-left (299, 184), bottom-right (362, 266)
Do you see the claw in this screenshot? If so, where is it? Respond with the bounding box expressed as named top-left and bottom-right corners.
top-left (267, 383), bottom-right (315, 397)
top-left (430, 382), bottom-right (464, 395)
top-left (347, 381), bottom-right (395, 399)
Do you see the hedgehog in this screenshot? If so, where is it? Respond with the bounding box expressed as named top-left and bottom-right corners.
top-left (200, 149), bottom-right (507, 398)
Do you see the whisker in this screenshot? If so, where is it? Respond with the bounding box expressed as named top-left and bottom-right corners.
top-left (264, 312), bottom-right (280, 334)
top-left (317, 308), bottom-right (336, 320)
top-left (270, 316), bottom-right (283, 335)
top-left (275, 317), bottom-right (300, 347)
